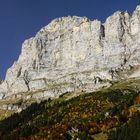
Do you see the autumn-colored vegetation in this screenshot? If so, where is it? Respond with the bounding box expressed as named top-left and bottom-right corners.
top-left (134, 95), bottom-right (140, 104)
top-left (0, 79), bottom-right (140, 140)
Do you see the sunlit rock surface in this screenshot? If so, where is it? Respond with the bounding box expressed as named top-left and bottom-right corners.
top-left (1, 5), bottom-right (140, 99)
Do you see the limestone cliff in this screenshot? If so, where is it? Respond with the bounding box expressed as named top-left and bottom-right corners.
top-left (1, 5), bottom-right (140, 100)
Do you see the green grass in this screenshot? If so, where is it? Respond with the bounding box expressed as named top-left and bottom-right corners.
top-left (0, 79), bottom-right (140, 139)
top-left (0, 98), bottom-right (22, 105)
top-left (0, 110), bottom-right (15, 121)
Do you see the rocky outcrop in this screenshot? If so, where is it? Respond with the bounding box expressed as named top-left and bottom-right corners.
top-left (1, 5), bottom-right (140, 100)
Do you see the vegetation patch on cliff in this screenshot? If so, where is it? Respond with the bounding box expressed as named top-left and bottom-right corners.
top-left (0, 79), bottom-right (140, 140)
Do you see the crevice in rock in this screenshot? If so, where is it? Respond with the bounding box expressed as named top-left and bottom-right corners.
top-left (119, 16), bottom-right (125, 42)
top-left (121, 44), bottom-right (132, 67)
top-left (94, 76), bottom-right (103, 84)
top-left (118, 14), bottom-right (132, 68)
top-left (0, 80), bottom-right (3, 85)
top-left (100, 24), bottom-right (105, 38)
top-left (23, 70), bottom-right (30, 91)
top-left (32, 60), bottom-right (36, 69)
top-left (122, 13), bottom-right (132, 38)
top-left (17, 67), bottom-right (22, 78)
top-left (119, 13), bottom-right (132, 42)
top-left (6, 81), bottom-right (10, 91)
top-left (109, 68), bottom-right (121, 80)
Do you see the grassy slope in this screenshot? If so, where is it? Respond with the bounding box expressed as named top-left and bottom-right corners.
top-left (0, 79), bottom-right (140, 140)
top-left (0, 110), bottom-right (15, 121)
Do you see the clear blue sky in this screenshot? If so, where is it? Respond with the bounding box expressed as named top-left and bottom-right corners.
top-left (0, 0), bottom-right (140, 79)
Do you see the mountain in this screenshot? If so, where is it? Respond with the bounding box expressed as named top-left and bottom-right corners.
top-left (1, 4), bottom-right (140, 140)
top-left (1, 5), bottom-right (140, 101)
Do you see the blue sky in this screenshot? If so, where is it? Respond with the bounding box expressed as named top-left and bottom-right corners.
top-left (0, 0), bottom-right (140, 79)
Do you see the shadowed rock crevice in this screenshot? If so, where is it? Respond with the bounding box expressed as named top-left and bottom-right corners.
top-left (100, 24), bottom-right (105, 39)
top-left (23, 70), bottom-right (30, 91)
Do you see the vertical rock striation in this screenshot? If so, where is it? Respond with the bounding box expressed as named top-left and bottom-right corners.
top-left (1, 6), bottom-right (140, 99)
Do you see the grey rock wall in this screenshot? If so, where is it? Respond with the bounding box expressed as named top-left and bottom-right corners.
top-left (1, 6), bottom-right (140, 99)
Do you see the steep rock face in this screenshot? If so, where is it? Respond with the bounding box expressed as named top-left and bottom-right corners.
top-left (1, 6), bottom-right (140, 99)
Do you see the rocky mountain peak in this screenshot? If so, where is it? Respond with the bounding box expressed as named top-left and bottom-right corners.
top-left (135, 5), bottom-right (140, 12)
top-left (36, 16), bottom-right (89, 37)
top-left (1, 5), bottom-right (140, 101)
